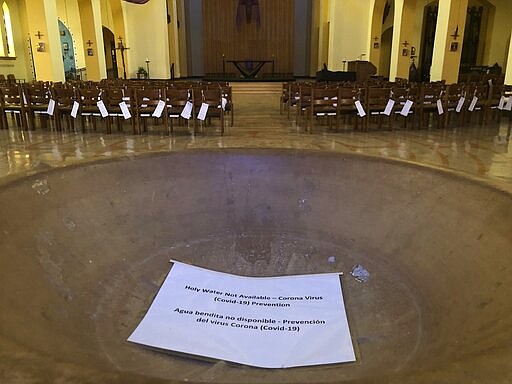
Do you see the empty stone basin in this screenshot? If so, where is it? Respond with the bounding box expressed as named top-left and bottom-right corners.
top-left (0, 150), bottom-right (511, 383)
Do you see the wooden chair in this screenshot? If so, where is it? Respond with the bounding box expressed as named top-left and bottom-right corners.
top-left (391, 86), bottom-right (418, 129)
top-left (220, 84), bottom-right (234, 127)
top-left (442, 83), bottom-right (466, 127)
top-left (24, 83), bottom-right (54, 131)
top-left (337, 86), bottom-right (362, 130)
top-left (307, 85), bottom-right (339, 132)
top-left (192, 87), bottom-right (224, 135)
top-left (366, 86), bottom-right (392, 130)
top-left (464, 84), bottom-right (488, 125)
top-left (486, 83), bottom-right (504, 123)
top-left (419, 83), bottom-right (444, 128)
top-left (134, 87), bottom-right (168, 135)
top-left (0, 84), bottom-right (26, 129)
top-left (296, 83), bottom-right (312, 122)
top-left (103, 87), bottom-right (135, 134)
top-left (166, 87), bottom-right (192, 134)
top-left (52, 85), bottom-right (77, 132)
top-left (77, 88), bottom-right (105, 132)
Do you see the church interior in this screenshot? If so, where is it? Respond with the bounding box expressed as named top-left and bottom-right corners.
top-left (0, 0), bottom-right (512, 383)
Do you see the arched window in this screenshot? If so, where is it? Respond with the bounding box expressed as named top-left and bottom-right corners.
top-left (2, 2), bottom-right (15, 56)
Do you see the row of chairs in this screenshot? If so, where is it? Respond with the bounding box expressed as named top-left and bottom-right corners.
top-left (282, 81), bottom-right (511, 131)
top-left (0, 80), bottom-right (234, 136)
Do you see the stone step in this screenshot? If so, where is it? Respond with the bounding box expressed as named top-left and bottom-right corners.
top-left (230, 82), bottom-right (283, 95)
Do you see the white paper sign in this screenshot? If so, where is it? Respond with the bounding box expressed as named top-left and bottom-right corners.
top-left (498, 96), bottom-right (505, 110)
top-left (221, 97), bottom-right (227, 110)
top-left (400, 100), bottom-right (413, 116)
top-left (383, 99), bottom-right (395, 116)
top-left (197, 102), bottom-right (209, 121)
top-left (468, 96), bottom-right (478, 112)
top-left (152, 100), bottom-right (166, 118)
top-left (128, 261), bottom-right (355, 369)
top-left (456, 97), bottom-right (465, 113)
top-left (71, 101), bottom-right (79, 118)
top-left (97, 100), bottom-right (108, 118)
top-left (181, 101), bottom-right (193, 119)
top-left (46, 99), bottom-right (56, 116)
top-left (354, 100), bottom-right (366, 117)
top-left (505, 96), bottom-right (512, 111)
top-left (436, 99), bottom-right (444, 115)
top-left (119, 101), bottom-right (132, 119)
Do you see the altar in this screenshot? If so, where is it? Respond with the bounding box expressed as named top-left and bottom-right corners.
top-left (224, 59), bottom-right (275, 78)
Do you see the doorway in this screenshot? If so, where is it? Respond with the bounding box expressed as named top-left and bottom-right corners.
top-left (58, 20), bottom-right (76, 81)
top-left (102, 27), bottom-right (118, 79)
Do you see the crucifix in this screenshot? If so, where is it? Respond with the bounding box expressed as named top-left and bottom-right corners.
top-left (115, 36), bottom-right (129, 79)
top-left (35, 31), bottom-right (44, 39)
top-left (402, 40), bottom-right (410, 47)
top-left (86, 40), bottom-right (94, 47)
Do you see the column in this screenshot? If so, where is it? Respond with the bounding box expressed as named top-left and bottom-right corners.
top-left (389, 0), bottom-right (416, 82)
top-left (78, 0), bottom-right (107, 81)
top-left (25, 0), bottom-right (65, 82)
top-left (430, 0), bottom-right (468, 83)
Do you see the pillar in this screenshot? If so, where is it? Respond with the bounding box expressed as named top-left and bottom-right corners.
top-left (78, 0), bottom-right (107, 81)
top-left (25, 0), bottom-right (65, 82)
top-left (430, 0), bottom-right (468, 83)
top-left (368, 0), bottom-right (386, 73)
top-left (505, 29), bottom-right (512, 85)
top-left (389, 0), bottom-right (416, 82)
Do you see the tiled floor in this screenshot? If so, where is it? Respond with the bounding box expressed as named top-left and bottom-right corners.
top-left (0, 83), bottom-right (511, 193)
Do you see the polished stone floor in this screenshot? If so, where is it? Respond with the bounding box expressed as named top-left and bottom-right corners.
top-left (0, 82), bottom-right (511, 193)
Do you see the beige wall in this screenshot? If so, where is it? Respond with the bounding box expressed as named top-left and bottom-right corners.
top-left (485, 0), bottom-right (512, 68)
top-left (327, 0), bottom-right (372, 70)
top-left (123, 0), bottom-right (170, 79)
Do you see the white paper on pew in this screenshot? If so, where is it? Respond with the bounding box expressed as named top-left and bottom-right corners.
top-left (505, 96), bottom-right (512, 111)
top-left (383, 99), bottom-right (395, 116)
top-left (71, 101), bottom-right (79, 118)
top-left (437, 99), bottom-right (444, 115)
top-left (127, 261), bottom-right (355, 369)
top-left (181, 101), bottom-right (193, 119)
top-left (22, 92), bottom-right (27, 105)
top-left (152, 100), bottom-right (165, 118)
top-left (46, 99), bottom-right (56, 116)
top-left (488, 79), bottom-right (493, 87)
top-left (97, 100), bottom-right (108, 118)
top-left (221, 97), bottom-right (227, 110)
top-left (468, 96), bottom-right (478, 112)
top-left (197, 102), bottom-right (209, 121)
top-left (354, 100), bottom-right (366, 117)
top-left (400, 100), bottom-right (413, 116)
top-left (456, 97), bottom-right (465, 113)
top-left (119, 101), bottom-right (131, 119)
top-left (498, 96), bottom-right (506, 110)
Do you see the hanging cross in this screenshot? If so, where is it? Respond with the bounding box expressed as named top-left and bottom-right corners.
top-left (402, 41), bottom-right (409, 47)
top-left (86, 40), bottom-right (94, 47)
top-left (35, 31), bottom-right (44, 39)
